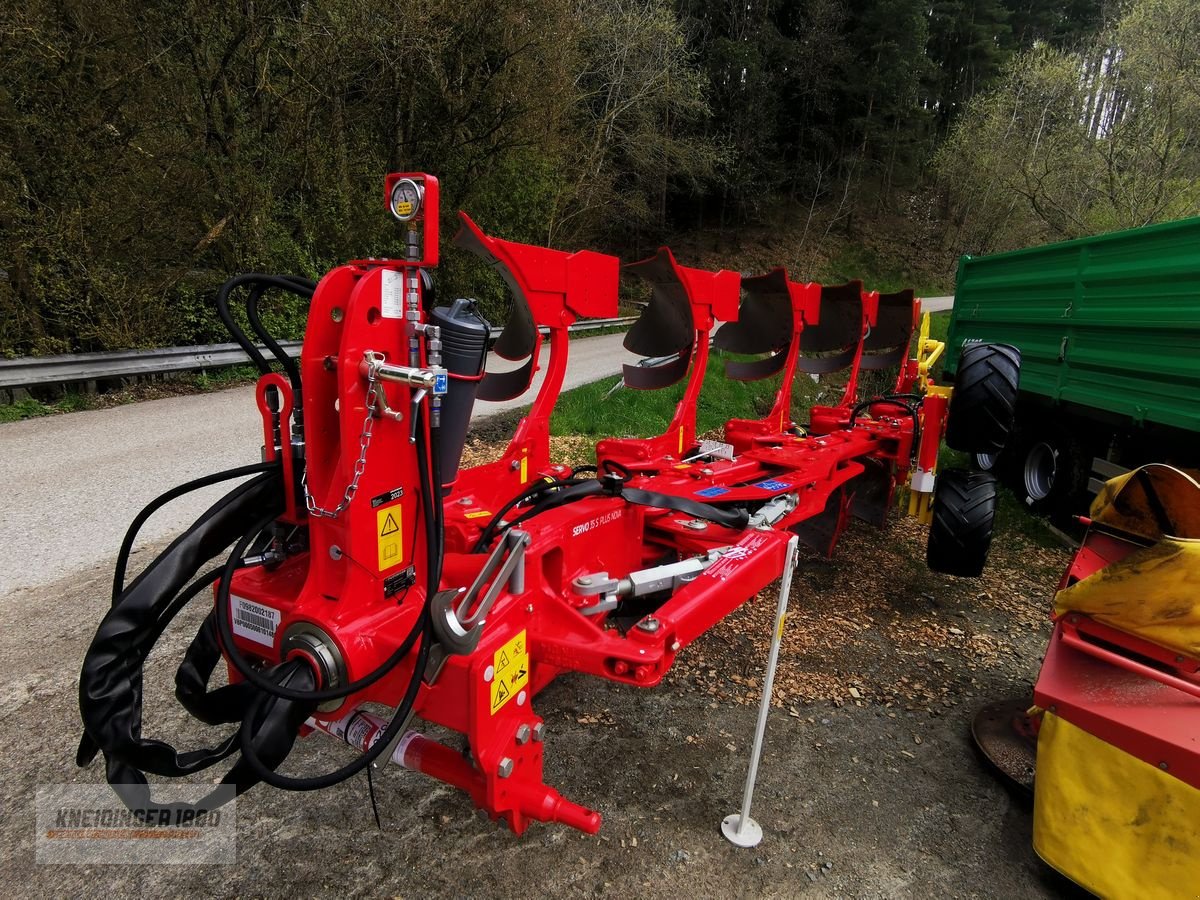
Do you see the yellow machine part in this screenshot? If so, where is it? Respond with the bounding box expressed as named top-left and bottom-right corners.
top-left (1055, 464), bottom-right (1200, 659)
top-left (1034, 712), bottom-right (1200, 898)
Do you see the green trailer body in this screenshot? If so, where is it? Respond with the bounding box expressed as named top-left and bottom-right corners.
top-left (943, 217), bottom-right (1200, 515)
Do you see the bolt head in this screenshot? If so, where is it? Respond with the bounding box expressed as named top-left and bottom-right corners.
top-left (637, 617), bottom-right (661, 633)
top-left (516, 724), bottom-right (532, 745)
top-left (498, 757), bottom-right (514, 778)
top-left (484, 664), bottom-right (495, 683)
top-left (532, 723), bottom-right (545, 742)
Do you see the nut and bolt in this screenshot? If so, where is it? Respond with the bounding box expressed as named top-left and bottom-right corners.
top-left (329, 545), bottom-right (343, 560)
top-left (1159, 761), bottom-right (1170, 771)
top-left (484, 664), bottom-right (495, 683)
top-left (532, 723), bottom-right (546, 742)
top-left (683, 519), bottom-right (708, 531)
top-left (637, 617), bottom-right (661, 634)
top-left (498, 757), bottom-right (514, 778)
top-left (515, 724), bottom-right (532, 745)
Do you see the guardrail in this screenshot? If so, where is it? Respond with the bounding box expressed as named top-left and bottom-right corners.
top-left (0, 296), bottom-right (956, 392)
top-left (0, 317), bottom-right (640, 391)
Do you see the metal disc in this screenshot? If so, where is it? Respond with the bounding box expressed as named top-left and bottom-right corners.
top-left (971, 697), bottom-right (1038, 794)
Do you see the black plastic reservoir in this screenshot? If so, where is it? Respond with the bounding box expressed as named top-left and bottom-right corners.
top-left (431, 298), bottom-right (491, 490)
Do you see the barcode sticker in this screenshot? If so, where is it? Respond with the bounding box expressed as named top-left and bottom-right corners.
top-left (231, 595), bottom-right (280, 647)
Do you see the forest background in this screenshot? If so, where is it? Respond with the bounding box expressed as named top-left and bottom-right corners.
top-left (1, 0), bottom-right (1197, 355)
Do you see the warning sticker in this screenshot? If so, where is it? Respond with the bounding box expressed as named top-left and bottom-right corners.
top-left (377, 503), bottom-right (404, 572)
top-left (231, 595), bottom-right (280, 647)
top-left (381, 269), bottom-right (404, 319)
top-left (490, 630), bottom-right (529, 715)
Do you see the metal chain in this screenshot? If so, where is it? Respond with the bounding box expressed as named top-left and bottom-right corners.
top-left (302, 363), bottom-right (380, 519)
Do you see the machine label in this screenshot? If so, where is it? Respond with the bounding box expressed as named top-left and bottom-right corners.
top-left (695, 486), bottom-right (730, 498)
top-left (464, 509), bottom-right (492, 519)
top-left (371, 487), bottom-right (404, 508)
top-left (571, 509), bottom-right (623, 538)
top-left (381, 269), bottom-right (404, 319)
top-left (754, 478), bottom-right (791, 492)
top-left (490, 630), bottom-right (529, 715)
top-left (377, 503), bottom-right (404, 571)
top-left (231, 595), bottom-right (280, 647)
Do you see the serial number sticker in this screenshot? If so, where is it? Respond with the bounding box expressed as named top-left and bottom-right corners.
top-left (490, 630), bottom-right (529, 715)
top-left (377, 503), bottom-right (403, 572)
top-left (231, 596), bottom-right (280, 647)
top-left (381, 269), bottom-right (404, 319)
top-left (754, 479), bottom-right (791, 492)
top-left (695, 486), bottom-right (730, 498)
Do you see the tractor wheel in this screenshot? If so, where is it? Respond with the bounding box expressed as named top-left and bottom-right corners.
top-left (927, 468), bottom-right (998, 578)
top-left (944, 343), bottom-right (1020, 455)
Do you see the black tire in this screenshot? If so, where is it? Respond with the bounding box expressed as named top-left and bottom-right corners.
top-left (972, 450), bottom-right (999, 471)
top-left (1015, 429), bottom-right (1089, 519)
top-left (945, 343), bottom-right (1021, 454)
top-left (927, 468), bottom-right (998, 578)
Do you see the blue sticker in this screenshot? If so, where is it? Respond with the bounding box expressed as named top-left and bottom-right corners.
top-left (696, 486), bottom-right (730, 498)
top-left (754, 479), bottom-right (791, 492)
top-left (433, 372), bottom-right (449, 395)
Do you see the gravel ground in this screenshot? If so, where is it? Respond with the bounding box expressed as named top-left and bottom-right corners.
top-left (0, 435), bottom-right (1082, 898)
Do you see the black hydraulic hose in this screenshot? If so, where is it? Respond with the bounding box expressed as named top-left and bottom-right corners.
top-left (216, 273), bottom-right (316, 382)
top-left (236, 619), bottom-right (431, 791)
top-left (471, 476), bottom-right (585, 553)
top-left (112, 461), bottom-right (279, 603)
top-left (501, 480), bottom-right (607, 532)
top-left (216, 278), bottom-right (272, 375)
top-left (233, 405), bottom-right (443, 790)
top-left (245, 278), bottom-right (309, 396)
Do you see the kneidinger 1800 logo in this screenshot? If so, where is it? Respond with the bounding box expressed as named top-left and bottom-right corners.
top-left (36, 784), bottom-right (236, 865)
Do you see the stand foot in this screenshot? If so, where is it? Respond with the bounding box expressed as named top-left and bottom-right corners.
top-left (720, 813), bottom-right (763, 848)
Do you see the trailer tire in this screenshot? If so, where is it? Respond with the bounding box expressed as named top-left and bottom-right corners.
top-left (1016, 429), bottom-right (1090, 518)
top-left (944, 343), bottom-right (1020, 454)
top-left (927, 468), bottom-right (997, 578)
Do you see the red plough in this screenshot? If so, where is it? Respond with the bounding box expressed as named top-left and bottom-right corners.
top-left (79, 173), bottom-right (1020, 835)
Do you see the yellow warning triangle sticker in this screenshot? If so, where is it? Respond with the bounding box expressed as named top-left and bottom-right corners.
top-left (492, 681), bottom-right (510, 709)
top-left (498, 650), bottom-right (510, 670)
top-left (380, 513), bottom-right (400, 536)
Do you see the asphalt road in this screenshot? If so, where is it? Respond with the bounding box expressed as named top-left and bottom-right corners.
top-left (0, 332), bottom-right (637, 598)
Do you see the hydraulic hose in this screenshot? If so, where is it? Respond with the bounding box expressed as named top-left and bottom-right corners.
top-left (112, 461), bottom-right (278, 602)
top-left (471, 476), bottom-right (587, 553)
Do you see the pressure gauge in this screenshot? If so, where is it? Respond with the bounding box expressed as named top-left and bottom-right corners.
top-left (389, 178), bottom-right (423, 222)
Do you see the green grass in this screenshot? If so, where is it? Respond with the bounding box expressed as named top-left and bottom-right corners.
top-left (0, 397), bottom-right (53, 422)
top-left (550, 349), bottom-right (820, 438)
